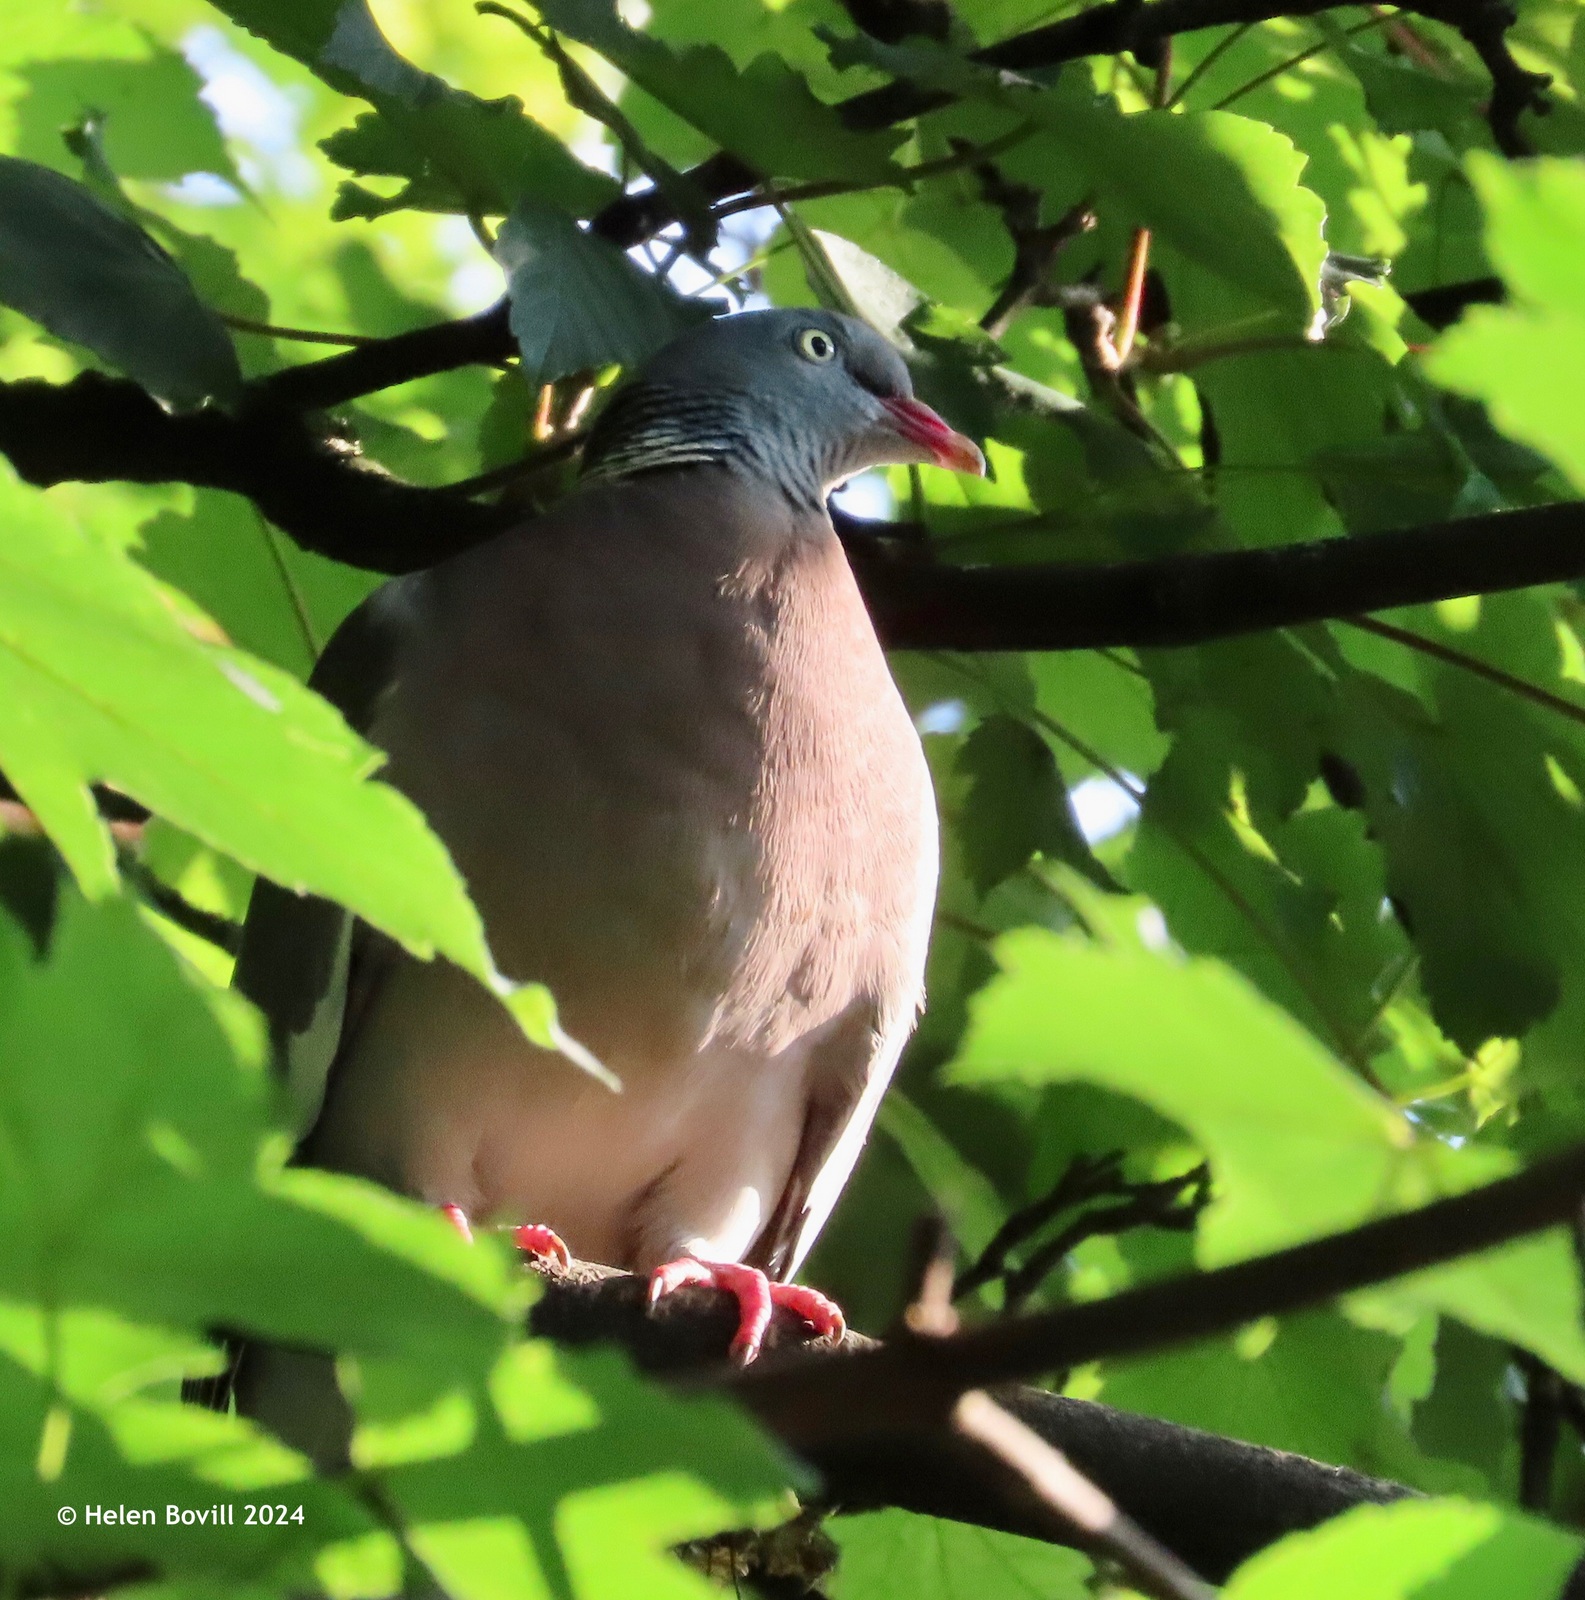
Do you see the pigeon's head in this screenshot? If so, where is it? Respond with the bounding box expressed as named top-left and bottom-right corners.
top-left (582, 308), bottom-right (985, 506)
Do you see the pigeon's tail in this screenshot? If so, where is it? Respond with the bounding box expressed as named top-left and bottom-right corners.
top-left (182, 1335), bottom-right (245, 1412)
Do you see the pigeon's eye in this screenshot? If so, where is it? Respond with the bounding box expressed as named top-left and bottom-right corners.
top-left (797, 328), bottom-right (837, 363)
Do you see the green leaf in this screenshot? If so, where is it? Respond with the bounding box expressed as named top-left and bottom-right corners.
top-left (1097, 1311), bottom-right (1486, 1494)
top-left (0, 886), bottom-right (776, 1598)
top-left (829, 1509), bottom-right (1093, 1600)
top-left (496, 195), bottom-right (706, 386)
top-left (13, 45), bottom-right (239, 185)
top-left (1428, 153), bottom-right (1585, 491)
top-left (0, 894), bottom-right (518, 1359)
top-left (806, 228), bottom-right (923, 341)
top-left (1224, 1499), bottom-right (1583, 1599)
top-left (1008, 97), bottom-right (1327, 328)
top-left (821, 31), bottom-right (1003, 103)
top-left (0, 1337), bottom-right (378, 1594)
top-left (955, 715), bottom-right (1112, 895)
top-left (1330, 655), bottom-right (1585, 1054)
top-left (0, 468), bottom-right (581, 1072)
top-left (946, 928), bottom-right (1585, 1378)
top-left (0, 156), bottom-right (240, 409)
top-left (948, 927), bottom-right (1406, 1260)
top-left (136, 490), bottom-right (377, 680)
top-left (211, 0), bottom-right (618, 218)
top-left (536, 0), bottom-right (906, 184)
top-left (375, 1344), bottom-right (793, 1600)
top-left (876, 1092), bottom-right (1004, 1258)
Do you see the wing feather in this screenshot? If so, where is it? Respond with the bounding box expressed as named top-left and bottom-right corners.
top-left (233, 577), bottom-right (417, 1140)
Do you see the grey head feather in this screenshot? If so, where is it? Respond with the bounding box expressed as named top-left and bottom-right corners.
top-left (581, 308), bottom-right (924, 509)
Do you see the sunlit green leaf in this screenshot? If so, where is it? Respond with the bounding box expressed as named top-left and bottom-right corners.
top-left (537, 0), bottom-right (906, 184)
top-left (1428, 153), bottom-right (1585, 490)
top-left (830, 1509), bottom-right (1093, 1600)
top-left (1224, 1498), bottom-right (1583, 1599)
top-left (211, 0), bottom-right (618, 217)
top-left (0, 468), bottom-right (575, 1067)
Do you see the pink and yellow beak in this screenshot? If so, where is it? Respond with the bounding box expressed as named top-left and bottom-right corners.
top-left (881, 396), bottom-right (986, 476)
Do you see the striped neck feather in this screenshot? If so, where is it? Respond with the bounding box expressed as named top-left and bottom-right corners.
top-left (581, 383), bottom-right (826, 508)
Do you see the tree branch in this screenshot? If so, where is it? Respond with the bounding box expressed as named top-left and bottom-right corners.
top-left (7, 370), bottom-right (1585, 654)
top-left (731, 1142), bottom-right (1585, 1467)
top-left (0, 373), bottom-right (507, 569)
top-left (585, 0), bottom-right (1546, 251)
top-left (529, 1261), bottom-right (1409, 1582)
top-left (524, 1144), bottom-right (1585, 1580)
top-left (254, 303), bottom-right (514, 413)
top-left (846, 500), bottom-right (1585, 652)
top-left (1402, 275), bottom-right (1505, 330)
top-left (836, 0), bottom-right (1547, 152)
top-left (833, 0), bottom-right (954, 44)
top-left (952, 1390), bottom-right (1217, 1600)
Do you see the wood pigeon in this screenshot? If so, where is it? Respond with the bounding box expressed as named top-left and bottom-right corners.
top-left (230, 308), bottom-right (983, 1441)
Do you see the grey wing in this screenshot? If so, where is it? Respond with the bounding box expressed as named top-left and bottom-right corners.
top-left (233, 577), bottom-right (417, 1141)
top-left (746, 992), bottom-right (916, 1284)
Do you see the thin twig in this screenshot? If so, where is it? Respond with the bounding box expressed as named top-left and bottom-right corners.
top-left (1113, 229), bottom-right (1152, 364)
top-left (710, 122), bottom-right (1042, 224)
top-left (958, 1153), bottom-right (1127, 1298)
top-left (954, 1391), bottom-right (1217, 1600)
top-left (119, 855), bottom-right (242, 955)
top-left (901, 1214), bottom-right (962, 1336)
top-left (218, 313), bottom-right (376, 347)
top-left (939, 655), bottom-right (1384, 1088)
top-left (954, 1159), bottom-right (1211, 1311)
top-left (1343, 615), bottom-right (1585, 732)
top-left (1108, 38), bottom-right (1170, 366)
top-left (479, 0), bottom-right (712, 243)
top-left (1000, 1167), bottom-right (1211, 1310)
top-left (1211, 13), bottom-right (1389, 107)
top-left (1164, 22), bottom-right (1255, 106)
top-left (1368, 4), bottom-right (1451, 72)
top-left (935, 907), bottom-right (999, 943)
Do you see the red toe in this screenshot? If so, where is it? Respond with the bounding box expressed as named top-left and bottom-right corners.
top-left (513, 1223), bottom-right (572, 1271)
top-left (646, 1257), bottom-right (844, 1364)
top-left (767, 1281), bottom-right (845, 1342)
top-left (440, 1204), bottom-right (474, 1243)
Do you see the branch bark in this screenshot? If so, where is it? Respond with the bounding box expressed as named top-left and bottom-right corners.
top-left (533, 1145), bottom-right (1585, 1578)
top-left (733, 1143), bottom-right (1585, 1457)
top-left (586, 0), bottom-right (1546, 250)
top-left (530, 1261), bottom-right (1409, 1583)
top-left (846, 500), bottom-right (1585, 651)
top-left (0, 373), bottom-right (507, 568)
top-left (951, 1390), bottom-right (1218, 1600)
top-left (6, 370), bottom-right (1584, 653)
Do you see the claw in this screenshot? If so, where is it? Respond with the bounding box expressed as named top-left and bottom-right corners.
top-left (513, 1223), bottom-right (572, 1271)
top-left (646, 1256), bottom-right (845, 1364)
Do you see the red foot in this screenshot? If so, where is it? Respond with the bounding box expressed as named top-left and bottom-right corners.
top-left (438, 1206), bottom-right (569, 1271)
top-left (513, 1223), bottom-right (572, 1271)
top-left (647, 1257), bottom-right (845, 1364)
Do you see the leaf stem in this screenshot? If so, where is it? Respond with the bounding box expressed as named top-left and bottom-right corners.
top-left (1210, 12), bottom-right (1390, 109)
top-left (941, 657), bottom-right (1383, 1089)
top-left (217, 313), bottom-right (375, 347)
top-left (1342, 615), bottom-right (1585, 732)
top-left (710, 120), bottom-right (1040, 222)
top-left (1164, 23), bottom-right (1255, 108)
